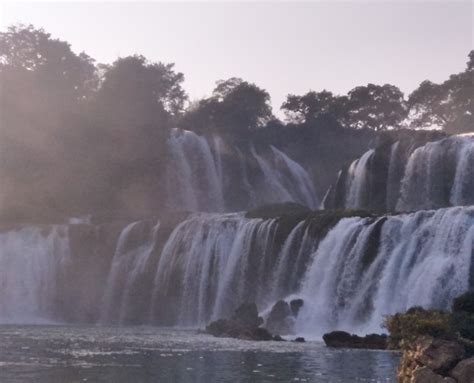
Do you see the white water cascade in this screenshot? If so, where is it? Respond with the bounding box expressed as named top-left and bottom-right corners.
top-left (295, 206), bottom-right (474, 336)
top-left (0, 206), bottom-right (472, 333)
top-left (345, 149), bottom-right (375, 209)
top-left (166, 129), bottom-right (319, 212)
top-left (327, 134), bottom-right (474, 212)
top-left (0, 225), bottom-right (70, 323)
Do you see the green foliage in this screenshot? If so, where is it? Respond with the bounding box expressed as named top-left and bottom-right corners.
top-left (180, 77), bottom-right (273, 138)
top-left (281, 90), bottom-right (347, 126)
top-left (408, 51), bottom-right (473, 134)
top-left (383, 307), bottom-right (453, 349)
top-left (346, 84), bottom-right (408, 131)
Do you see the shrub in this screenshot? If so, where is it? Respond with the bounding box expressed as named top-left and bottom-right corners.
top-left (383, 307), bottom-right (453, 349)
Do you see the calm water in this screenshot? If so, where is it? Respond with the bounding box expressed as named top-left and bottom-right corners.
top-left (0, 326), bottom-right (399, 382)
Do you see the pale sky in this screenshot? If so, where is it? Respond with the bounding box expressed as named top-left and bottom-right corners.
top-left (1, 1), bottom-right (473, 114)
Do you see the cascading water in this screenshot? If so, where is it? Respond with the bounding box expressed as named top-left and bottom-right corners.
top-left (0, 206), bottom-right (472, 335)
top-left (166, 128), bottom-right (319, 212)
top-left (326, 134), bottom-right (474, 212)
top-left (100, 220), bottom-right (161, 324)
top-left (295, 207), bottom-right (474, 336)
top-left (1, 131), bottom-right (473, 337)
top-left (0, 225), bottom-right (70, 323)
top-left (344, 149), bottom-right (375, 209)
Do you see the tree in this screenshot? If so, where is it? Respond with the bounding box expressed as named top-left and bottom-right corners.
top-left (346, 84), bottom-right (408, 131)
top-left (180, 77), bottom-right (273, 136)
top-left (0, 25), bottom-right (98, 220)
top-left (95, 55), bottom-right (187, 129)
top-left (408, 51), bottom-right (473, 133)
top-left (0, 24), bottom-right (97, 106)
top-left (281, 90), bottom-right (348, 126)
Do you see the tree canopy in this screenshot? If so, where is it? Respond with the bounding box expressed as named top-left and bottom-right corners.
top-left (180, 77), bottom-right (273, 137)
top-left (408, 50), bottom-right (473, 133)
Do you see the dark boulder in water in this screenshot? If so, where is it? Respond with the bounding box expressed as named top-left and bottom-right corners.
top-left (206, 303), bottom-right (272, 341)
top-left (266, 299), bottom-right (304, 335)
top-left (323, 331), bottom-right (387, 350)
top-left (266, 300), bottom-right (293, 335)
top-left (232, 302), bottom-right (264, 328)
top-left (293, 337), bottom-right (306, 343)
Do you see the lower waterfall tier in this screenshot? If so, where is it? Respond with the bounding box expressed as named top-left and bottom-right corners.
top-left (0, 206), bottom-right (472, 335)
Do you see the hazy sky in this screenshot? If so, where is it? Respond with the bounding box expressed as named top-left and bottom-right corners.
top-left (1, 1), bottom-right (473, 113)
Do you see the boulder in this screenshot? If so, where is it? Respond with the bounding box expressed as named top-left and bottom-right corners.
top-left (414, 336), bottom-right (465, 373)
top-left (293, 337), bottom-right (305, 343)
top-left (266, 300), bottom-right (293, 335)
top-left (412, 367), bottom-right (455, 383)
top-left (449, 357), bottom-right (474, 383)
top-left (206, 303), bottom-right (272, 341)
top-left (232, 303), bottom-right (263, 328)
top-left (323, 331), bottom-right (387, 350)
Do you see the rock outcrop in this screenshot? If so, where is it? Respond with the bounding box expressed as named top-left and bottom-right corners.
top-left (206, 303), bottom-right (274, 341)
top-left (323, 331), bottom-right (387, 350)
top-left (265, 298), bottom-right (304, 335)
top-left (397, 336), bottom-right (474, 383)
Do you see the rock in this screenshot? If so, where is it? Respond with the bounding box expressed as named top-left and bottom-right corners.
top-left (293, 337), bottom-right (305, 343)
top-left (273, 335), bottom-right (285, 341)
top-left (290, 299), bottom-right (304, 317)
top-left (206, 303), bottom-right (272, 341)
top-left (414, 336), bottom-right (465, 373)
top-left (452, 291), bottom-right (474, 314)
top-left (266, 300), bottom-right (293, 335)
top-left (449, 357), bottom-right (474, 383)
top-left (232, 303), bottom-right (263, 329)
top-left (398, 336), bottom-right (466, 383)
top-left (206, 318), bottom-right (242, 338)
top-left (323, 331), bottom-right (387, 350)
top-left (412, 367), bottom-right (455, 383)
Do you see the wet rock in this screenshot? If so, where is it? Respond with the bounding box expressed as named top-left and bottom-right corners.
top-left (232, 303), bottom-right (263, 329)
top-left (290, 299), bottom-right (304, 317)
top-left (412, 366), bottom-right (455, 383)
top-left (293, 337), bottom-right (305, 343)
top-left (323, 331), bottom-right (387, 350)
top-left (206, 303), bottom-right (271, 341)
top-left (273, 335), bottom-right (285, 342)
top-left (449, 357), bottom-right (474, 383)
top-left (398, 336), bottom-right (466, 383)
top-left (414, 336), bottom-right (465, 373)
top-left (266, 300), bottom-right (293, 335)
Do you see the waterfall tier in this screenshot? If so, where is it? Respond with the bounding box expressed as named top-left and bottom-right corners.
top-left (166, 129), bottom-right (319, 212)
top-left (324, 134), bottom-right (474, 212)
top-left (1, 206), bottom-right (472, 335)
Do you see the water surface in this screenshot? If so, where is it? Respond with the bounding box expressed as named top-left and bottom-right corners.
top-left (0, 325), bottom-right (399, 382)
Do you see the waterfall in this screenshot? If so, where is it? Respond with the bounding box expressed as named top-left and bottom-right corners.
top-left (0, 225), bottom-right (70, 323)
top-left (295, 206), bottom-right (474, 336)
top-left (327, 134), bottom-right (474, 212)
top-left (345, 149), bottom-right (375, 209)
top-left (100, 220), bottom-right (161, 324)
top-left (166, 129), bottom-right (319, 212)
top-left (149, 213), bottom-right (281, 326)
top-left (166, 128), bottom-right (225, 212)
top-left (0, 206), bottom-right (471, 333)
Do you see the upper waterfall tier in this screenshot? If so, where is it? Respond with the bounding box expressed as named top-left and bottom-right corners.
top-left (165, 129), bottom-right (319, 212)
top-left (1, 205), bottom-right (472, 335)
top-left (323, 134), bottom-right (474, 212)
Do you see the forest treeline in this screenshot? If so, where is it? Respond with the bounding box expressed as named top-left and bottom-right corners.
top-left (0, 25), bottom-right (473, 222)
